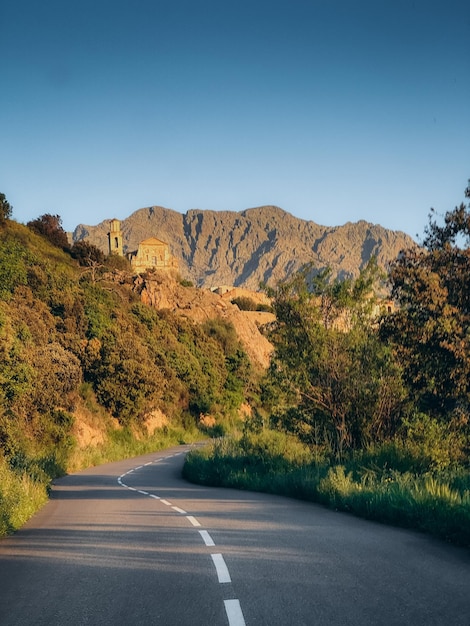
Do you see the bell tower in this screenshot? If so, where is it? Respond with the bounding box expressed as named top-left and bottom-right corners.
top-left (108, 218), bottom-right (123, 256)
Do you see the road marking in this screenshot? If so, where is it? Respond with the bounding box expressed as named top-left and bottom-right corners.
top-left (199, 530), bottom-right (215, 546)
top-left (224, 600), bottom-right (246, 626)
top-left (116, 453), bottom-right (246, 624)
top-left (211, 553), bottom-right (231, 583)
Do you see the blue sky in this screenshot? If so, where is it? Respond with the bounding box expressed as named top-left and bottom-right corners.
top-left (1, 0), bottom-right (469, 239)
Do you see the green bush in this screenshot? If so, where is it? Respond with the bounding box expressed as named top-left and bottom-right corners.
top-left (183, 432), bottom-right (470, 547)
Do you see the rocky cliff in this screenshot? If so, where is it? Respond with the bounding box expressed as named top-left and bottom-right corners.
top-left (73, 205), bottom-right (415, 289)
top-left (117, 271), bottom-right (274, 370)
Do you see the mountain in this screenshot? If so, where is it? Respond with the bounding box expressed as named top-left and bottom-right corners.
top-left (73, 205), bottom-right (415, 289)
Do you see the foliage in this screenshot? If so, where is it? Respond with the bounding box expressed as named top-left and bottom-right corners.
top-left (0, 452), bottom-right (49, 535)
top-left (380, 181), bottom-right (470, 419)
top-left (264, 260), bottom-right (405, 457)
top-left (71, 240), bottom-right (105, 266)
top-left (231, 296), bottom-right (272, 312)
top-left (184, 434), bottom-right (470, 547)
top-left (0, 193), bottom-right (13, 225)
top-left (397, 412), bottom-right (466, 471)
top-left (0, 238), bottom-right (32, 300)
top-left (231, 296), bottom-right (258, 311)
top-left (0, 219), bottom-right (257, 534)
top-left (104, 253), bottom-right (131, 271)
top-left (27, 214), bottom-right (70, 250)
top-left (178, 277), bottom-right (194, 287)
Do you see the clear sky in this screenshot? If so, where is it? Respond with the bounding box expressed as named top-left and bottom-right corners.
top-left (1, 0), bottom-right (469, 239)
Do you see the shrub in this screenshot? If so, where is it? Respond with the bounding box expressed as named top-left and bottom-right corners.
top-left (231, 296), bottom-right (258, 311)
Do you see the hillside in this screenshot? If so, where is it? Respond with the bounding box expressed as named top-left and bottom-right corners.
top-left (0, 219), bottom-right (275, 534)
top-left (73, 205), bottom-right (415, 289)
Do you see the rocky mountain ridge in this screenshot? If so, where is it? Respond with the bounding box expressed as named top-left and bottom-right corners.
top-left (73, 205), bottom-right (415, 289)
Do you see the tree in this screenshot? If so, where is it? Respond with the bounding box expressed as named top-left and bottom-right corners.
top-left (0, 193), bottom-right (12, 225)
top-left (70, 240), bottom-right (105, 266)
top-left (380, 181), bottom-right (470, 418)
top-left (265, 261), bottom-right (404, 457)
top-left (71, 241), bottom-right (106, 283)
top-left (27, 214), bottom-right (69, 250)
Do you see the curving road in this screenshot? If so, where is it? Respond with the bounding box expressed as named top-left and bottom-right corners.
top-left (0, 445), bottom-right (469, 625)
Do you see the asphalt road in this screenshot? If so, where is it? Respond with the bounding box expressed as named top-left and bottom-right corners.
top-left (0, 445), bottom-right (469, 625)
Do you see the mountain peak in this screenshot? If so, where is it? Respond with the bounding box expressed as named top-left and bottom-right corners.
top-left (73, 205), bottom-right (415, 289)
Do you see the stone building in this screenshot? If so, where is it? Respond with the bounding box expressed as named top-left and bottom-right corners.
top-left (127, 237), bottom-right (178, 274)
top-left (108, 218), bottom-right (123, 256)
top-left (107, 219), bottom-right (178, 274)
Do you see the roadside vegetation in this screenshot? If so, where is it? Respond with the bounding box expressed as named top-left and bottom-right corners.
top-left (184, 181), bottom-right (470, 548)
top-left (0, 207), bottom-right (254, 535)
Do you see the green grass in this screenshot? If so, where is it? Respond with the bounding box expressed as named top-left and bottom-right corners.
top-left (183, 431), bottom-right (470, 548)
top-left (67, 424), bottom-right (204, 472)
top-left (0, 454), bottom-right (49, 535)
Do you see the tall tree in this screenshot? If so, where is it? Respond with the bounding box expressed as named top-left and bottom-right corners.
top-left (380, 181), bottom-right (470, 418)
top-left (0, 193), bottom-right (12, 225)
top-left (27, 214), bottom-right (69, 250)
top-left (265, 261), bottom-right (404, 457)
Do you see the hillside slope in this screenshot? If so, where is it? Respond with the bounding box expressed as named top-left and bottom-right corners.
top-left (73, 205), bottom-right (415, 289)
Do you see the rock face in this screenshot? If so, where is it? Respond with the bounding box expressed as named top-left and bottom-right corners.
top-left (73, 205), bottom-right (415, 289)
top-left (130, 272), bottom-right (274, 370)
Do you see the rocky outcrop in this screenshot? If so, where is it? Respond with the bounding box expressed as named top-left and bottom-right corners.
top-left (130, 272), bottom-right (274, 370)
top-left (73, 205), bottom-right (415, 289)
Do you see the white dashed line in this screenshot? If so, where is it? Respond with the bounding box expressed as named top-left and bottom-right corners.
top-left (211, 553), bottom-right (231, 583)
top-left (224, 599), bottom-right (246, 626)
top-left (199, 530), bottom-right (215, 546)
top-left (117, 454), bottom-right (246, 624)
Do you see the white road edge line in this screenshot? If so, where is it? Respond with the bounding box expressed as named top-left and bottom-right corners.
top-left (211, 553), bottom-right (231, 583)
top-left (199, 530), bottom-right (215, 546)
top-left (224, 599), bottom-right (246, 626)
top-left (186, 516), bottom-right (201, 527)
